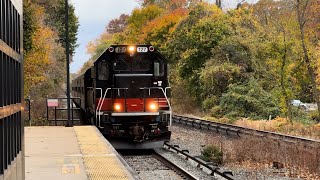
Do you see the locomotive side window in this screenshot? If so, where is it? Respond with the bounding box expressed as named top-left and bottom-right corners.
top-left (98, 60), bottom-right (109, 80)
top-left (154, 62), bottom-right (160, 76)
top-left (154, 62), bottom-right (164, 77)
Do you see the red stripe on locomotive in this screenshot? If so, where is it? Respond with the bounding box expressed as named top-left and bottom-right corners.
top-left (96, 98), bottom-right (169, 112)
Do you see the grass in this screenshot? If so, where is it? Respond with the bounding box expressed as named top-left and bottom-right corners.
top-left (207, 133), bottom-right (320, 178)
top-left (201, 114), bottom-right (320, 178)
top-left (200, 145), bottom-right (223, 164)
top-left (180, 109), bottom-right (320, 178)
top-left (233, 117), bottom-right (320, 139)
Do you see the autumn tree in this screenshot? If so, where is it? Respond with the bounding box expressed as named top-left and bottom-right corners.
top-left (23, 0), bottom-right (78, 122)
top-left (295, 0), bottom-right (320, 118)
top-left (107, 14), bottom-right (130, 34)
top-left (216, 0), bottom-right (222, 8)
top-left (33, 0), bottom-right (79, 55)
top-left (80, 0), bottom-right (320, 121)
top-left (252, 0), bottom-right (297, 121)
top-left (139, 0), bottom-right (203, 10)
top-left (141, 8), bottom-right (188, 48)
top-left (166, 3), bottom-right (228, 99)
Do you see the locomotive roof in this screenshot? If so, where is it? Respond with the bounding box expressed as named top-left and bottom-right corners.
top-left (73, 45), bottom-right (166, 80)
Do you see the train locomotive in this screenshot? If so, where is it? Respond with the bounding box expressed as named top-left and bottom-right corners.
top-left (71, 45), bottom-right (172, 149)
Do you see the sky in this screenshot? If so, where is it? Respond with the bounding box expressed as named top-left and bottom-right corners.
top-left (70, 0), bottom-right (139, 73)
top-left (70, 0), bottom-right (258, 73)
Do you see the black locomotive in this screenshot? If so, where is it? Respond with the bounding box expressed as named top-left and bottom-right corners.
top-left (71, 45), bottom-right (172, 149)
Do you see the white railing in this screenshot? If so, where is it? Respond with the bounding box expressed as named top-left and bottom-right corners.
top-left (96, 88), bottom-right (129, 128)
top-left (139, 87), bottom-right (172, 126)
top-left (95, 87), bottom-right (172, 128)
top-left (95, 88), bottom-right (110, 128)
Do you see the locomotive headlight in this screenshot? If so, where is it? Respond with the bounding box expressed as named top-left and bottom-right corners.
top-left (149, 103), bottom-right (158, 111)
top-left (114, 104), bottom-right (121, 111)
top-left (128, 46), bottom-right (135, 53)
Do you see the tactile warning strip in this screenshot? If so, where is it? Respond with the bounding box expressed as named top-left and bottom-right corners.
top-left (74, 126), bottom-right (131, 180)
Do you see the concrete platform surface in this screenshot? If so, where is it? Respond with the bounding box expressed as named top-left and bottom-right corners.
top-left (25, 126), bottom-right (135, 180)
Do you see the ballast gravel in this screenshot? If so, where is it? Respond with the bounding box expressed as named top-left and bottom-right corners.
top-left (122, 153), bottom-right (188, 180)
top-left (170, 124), bottom-right (303, 180)
top-left (155, 148), bottom-right (218, 180)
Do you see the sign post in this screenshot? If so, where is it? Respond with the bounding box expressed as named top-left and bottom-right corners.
top-left (65, 0), bottom-right (72, 127)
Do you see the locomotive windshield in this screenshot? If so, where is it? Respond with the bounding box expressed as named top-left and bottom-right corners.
top-left (113, 54), bottom-right (152, 72)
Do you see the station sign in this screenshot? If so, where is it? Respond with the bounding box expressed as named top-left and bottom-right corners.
top-left (47, 99), bottom-right (59, 107)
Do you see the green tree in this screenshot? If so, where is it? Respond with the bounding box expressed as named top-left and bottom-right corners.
top-left (220, 78), bottom-right (280, 119)
top-left (23, 1), bottom-right (39, 53)
top-left (166, 3), bottom-right (228, 100)
top-left (295, 0), bottom-right (320, 119)
top-left (33, 0), bottom-right (79, 55)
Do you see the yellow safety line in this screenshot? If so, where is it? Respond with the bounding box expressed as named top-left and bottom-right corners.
top-left (74, 126), bottom-right (130, 180)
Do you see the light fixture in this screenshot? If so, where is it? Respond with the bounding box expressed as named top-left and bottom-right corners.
top-left (128, 46), bottom-right (135, 53)
top-left (149, 103), bottom-right (158, 111)
top-left (114, 104), bottom-right (121, 111)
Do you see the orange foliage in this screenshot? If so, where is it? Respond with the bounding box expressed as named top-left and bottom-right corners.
top-left (140, 8), bottom-right (188, 46)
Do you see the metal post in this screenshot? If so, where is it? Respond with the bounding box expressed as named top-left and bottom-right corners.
top-left (46, 98), bottom-right (49, 124)
top-left (143, 90), bottom-right (146, 112)
top-left (28, 96), bottom-right (31, 126)
top-left (71, 99), bottom-right (74, 126)
top-left (65, 0), bottom-right (72, 127)
top-left (54, 107), bottom-right (57, 126)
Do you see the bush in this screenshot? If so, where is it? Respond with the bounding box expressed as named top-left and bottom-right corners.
top-left (289, 107), bottom-right (317, 125)
top-left (202, 96), bottom-right (219, 111)
top-left (210, 106), bottom-right (224, 118)
top-left (219, 78), bottom-right (280, 119)
top-left (307, 110), bottom-right (320, 123)
top-left (201, 145), bottom-right (223, 164)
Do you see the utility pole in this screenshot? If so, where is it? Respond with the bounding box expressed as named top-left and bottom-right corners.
top-left (65, 0), bottom-right (72, 127)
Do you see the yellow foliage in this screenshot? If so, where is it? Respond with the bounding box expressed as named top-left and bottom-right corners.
top-left (315, 44), bottom-right (320, 86)
top-left (24, 4), bottom-right (58, 96)
top-left (86, 32), bottom-right (113, 56)
top-left (233, 116), bottom-right (320, 139)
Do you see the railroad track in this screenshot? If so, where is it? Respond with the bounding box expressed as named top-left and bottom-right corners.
top-left (120, 149), bottom-right (198, 180)
top-left (153, 151), bottom-right (199, 180)
top-left (173, 115), bottom-right (320, 145)
top-left (164, 142), bottom-right (234, 180)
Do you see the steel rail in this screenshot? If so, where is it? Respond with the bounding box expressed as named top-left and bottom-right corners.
top-left (173, 115), bottom-right (320, 145)
top-left (152, 151), bottom-right (199, 180)
top-left (164, 142), bottom-right (234, 180)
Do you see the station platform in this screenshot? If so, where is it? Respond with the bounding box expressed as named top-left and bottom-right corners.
top-left (25, 126), bottom-right (136, 180)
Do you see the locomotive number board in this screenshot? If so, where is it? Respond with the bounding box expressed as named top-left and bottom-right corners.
top-left (114, 47), bottom-right (149, 53)
top-left (115, 47), bottom-right (127, 53)
top-left (137, 47), bottom-right (148, 52)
